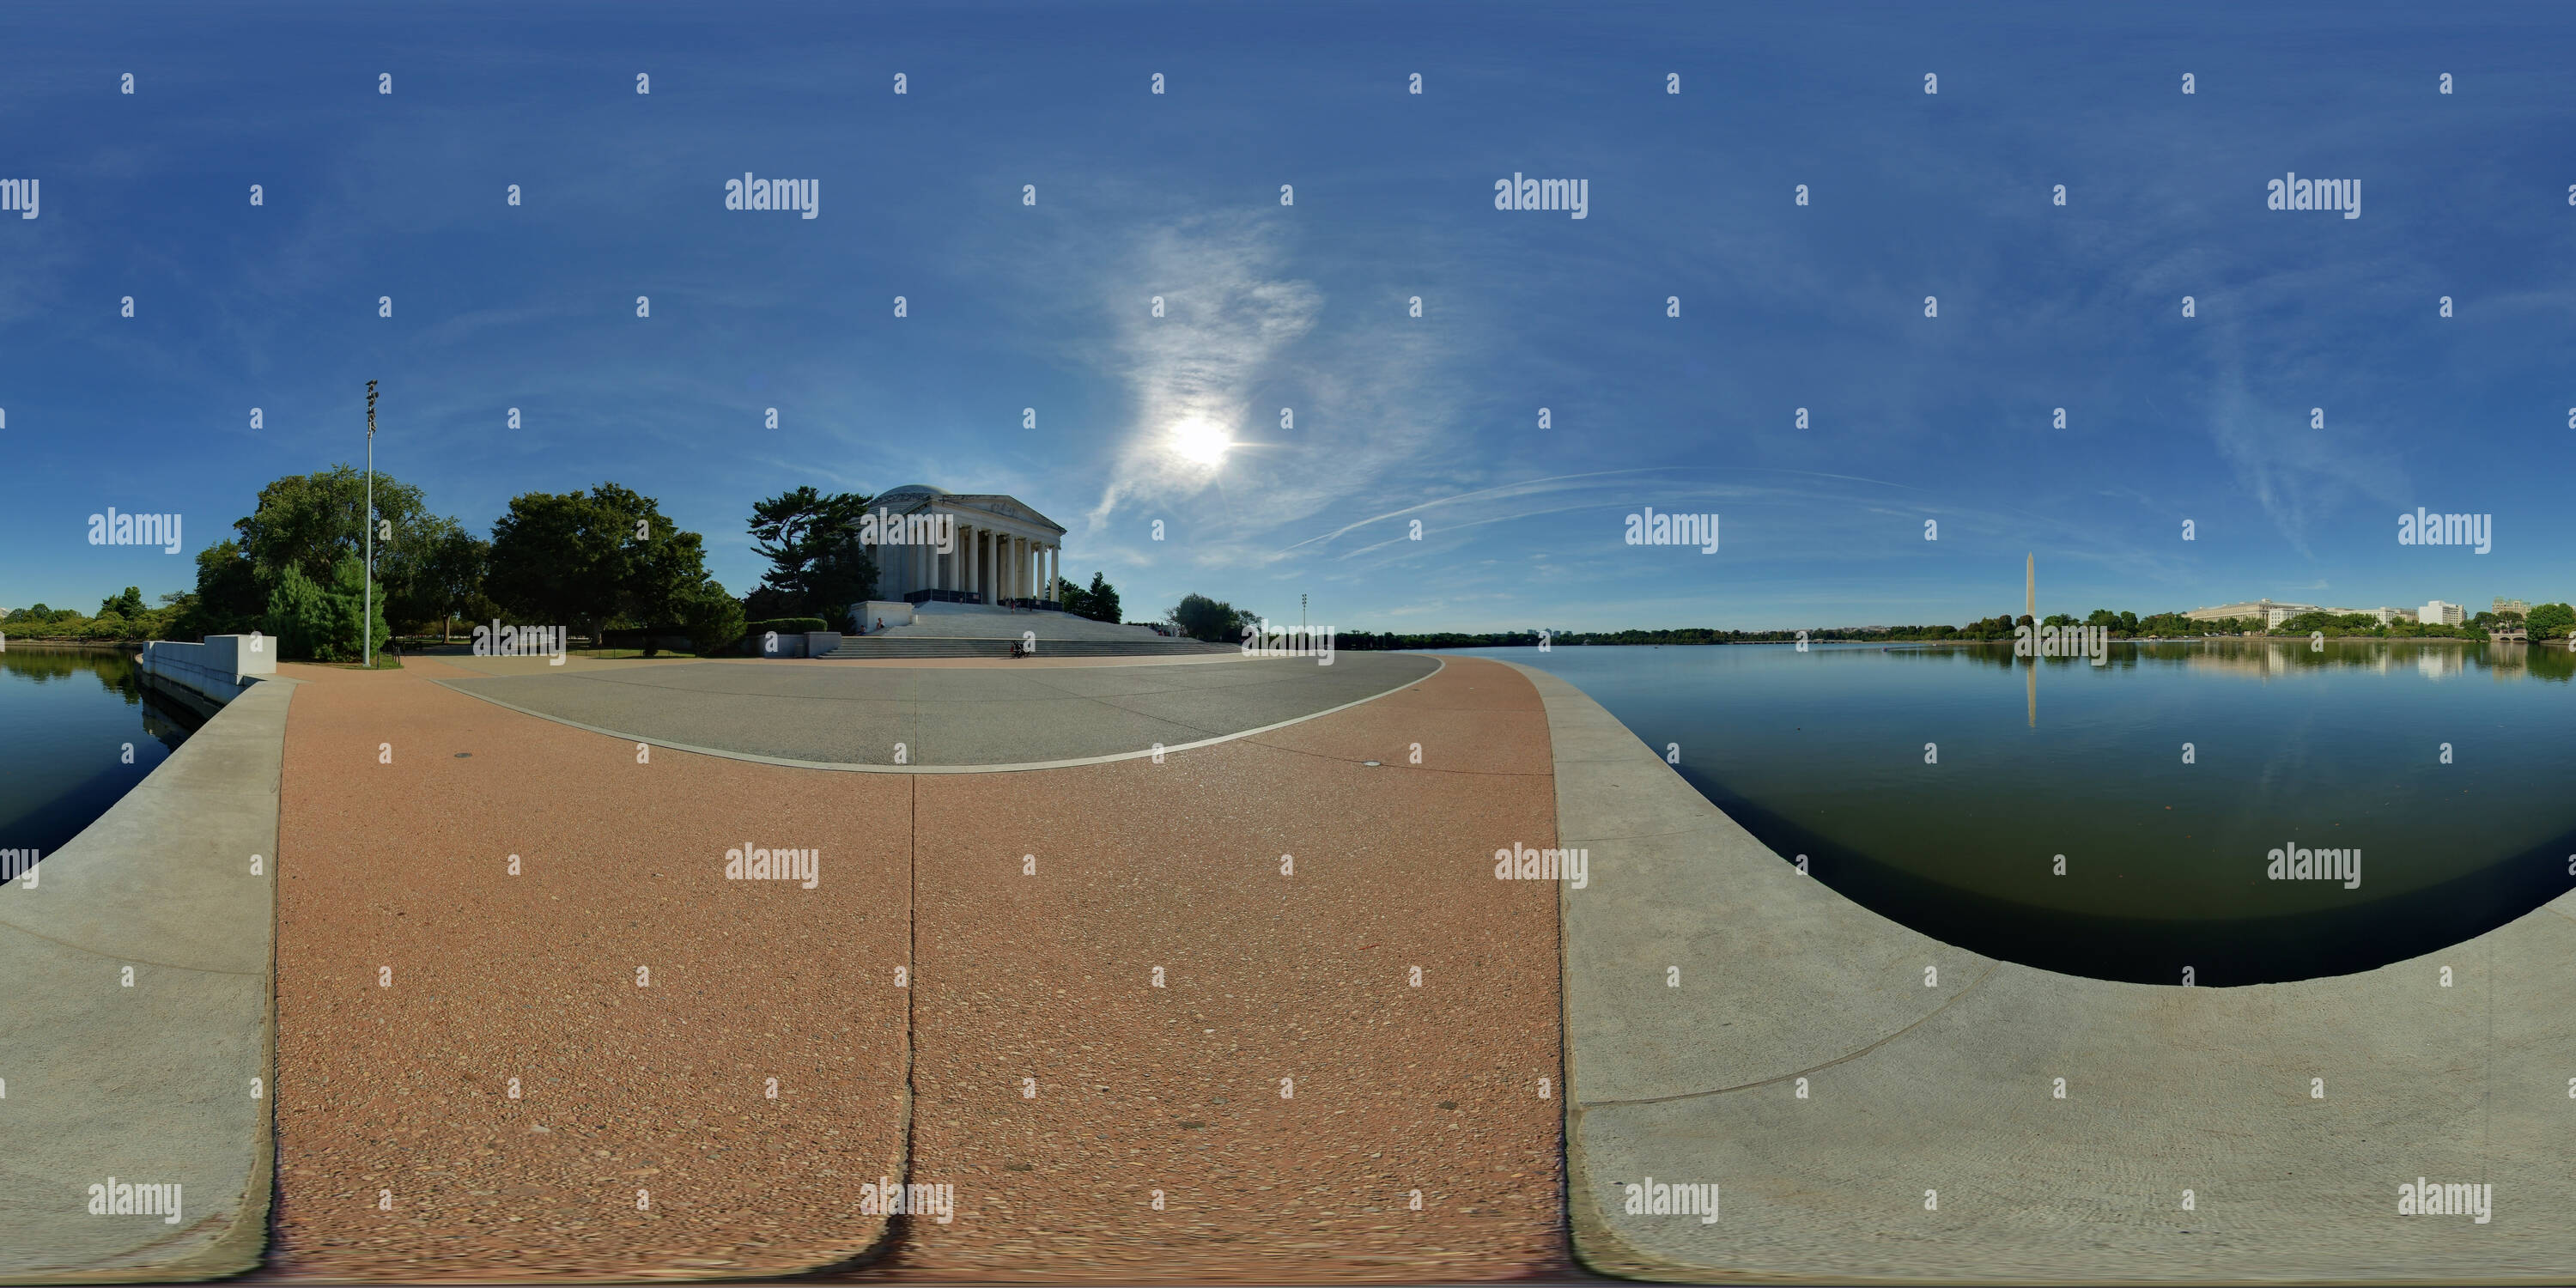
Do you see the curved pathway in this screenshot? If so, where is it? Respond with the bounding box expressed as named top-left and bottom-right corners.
top-left (1512, 659), bottom-right (2576, 1285)
top-left (432, 653), bottom-right (1440, 770)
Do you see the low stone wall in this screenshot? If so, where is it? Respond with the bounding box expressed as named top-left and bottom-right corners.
top-left (137, 635), bottom-right (276, 707)
top-left (857, 600), bottom-right (914, 630)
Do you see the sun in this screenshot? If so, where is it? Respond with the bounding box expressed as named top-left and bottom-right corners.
top-left (1168, 417), bottom-right (1233, 466)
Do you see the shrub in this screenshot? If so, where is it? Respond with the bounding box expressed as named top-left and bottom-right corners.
top-left (264, 567), bottom-right (335, 660)
top-left (264, 558), bottom-right (390, 661)
top-left (739, 617), bottom-right (828, 653)
top-left (683, 590), bottom-right (749, 659)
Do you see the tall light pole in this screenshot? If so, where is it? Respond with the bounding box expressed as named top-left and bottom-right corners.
top-left (364, 380), bottom-right (378, 668)
top-left (1300, 592), bottom-right (1307, 634)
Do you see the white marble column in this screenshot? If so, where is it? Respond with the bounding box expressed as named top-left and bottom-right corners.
top-left (966, 524), bottom-right (980, 602)
top-left (1046, 546), bottom-right (1058, 603)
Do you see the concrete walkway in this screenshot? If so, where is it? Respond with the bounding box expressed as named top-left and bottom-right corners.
top-left (432, 653), bottom-right (1437, 769)
top-left (0, 677), bottom-right (293, 1284)
top-left (1510, 659), bottom-right (2576, 1284)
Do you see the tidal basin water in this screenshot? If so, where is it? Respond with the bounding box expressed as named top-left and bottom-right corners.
top-left (1473, 641), bottom-right (2576, 985)
top-left (0, 646), bottom-right (198, 875)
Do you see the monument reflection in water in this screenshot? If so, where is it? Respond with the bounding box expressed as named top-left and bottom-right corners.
top-left (1480, 638), bottom-right (2576, 986)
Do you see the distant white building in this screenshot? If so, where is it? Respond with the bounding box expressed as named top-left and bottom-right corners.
top-left (2421, 600), bottom-right (2464, 626)
top-left (2494, 598), bottom-right (2530, 616)
top-left (2187, 599), bottom-right (2314, 626)
top-left (2191, 599), bottom-right (2420, 629)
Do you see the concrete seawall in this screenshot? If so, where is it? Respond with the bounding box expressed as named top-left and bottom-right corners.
top-left (1507, 659), bottom-right (2576, 1284)
top-left (136, 635), bottom-right (276, 709)
top-left (0, 676), bottom-right (292, 1283)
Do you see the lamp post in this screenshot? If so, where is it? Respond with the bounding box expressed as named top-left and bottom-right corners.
top-left (364, 380), bottom-right (377, 668)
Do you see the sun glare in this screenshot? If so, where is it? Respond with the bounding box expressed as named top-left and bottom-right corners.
top-left (1169, 418), bottom-right (1233, 466)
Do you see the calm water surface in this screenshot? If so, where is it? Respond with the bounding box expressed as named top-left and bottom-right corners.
top-left (1473, 641), bottom-right (2576, 985)
top-left (0, 646), bottom-right (200, 875)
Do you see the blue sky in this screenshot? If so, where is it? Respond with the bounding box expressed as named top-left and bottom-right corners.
top-left (3, 0), bottom-right (2571, 631)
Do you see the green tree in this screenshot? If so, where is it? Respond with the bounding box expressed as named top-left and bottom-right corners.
top-left (2526, 602), bottom-right (2575, 642)
top-left (97, 586), bottom-right (146, 618)
top-left (1082, 571), bottom-right (1121, 624)
top-left (746, 487), bottom-right (878, 621)
top-left (681, 583), bottom-right (747, 657)
top-left (486, 483), bottom-right (723, 643)
top-left (1053, 576), bottom-right (1091, 620)
top-left (416, 527), bottom-right (495, 638)
top-left (263, 567), bottom-right (331, 660)
top-left (174, 540), bottom-right (270, 640)
top-left (1168, 592), bottom-right (1255, 643)
top-left (222, 466), bottom-right (478, 635)
top-left (261, 558), bottom-right (390, 662)
top-left (485, 489), bottom-right (635, 641)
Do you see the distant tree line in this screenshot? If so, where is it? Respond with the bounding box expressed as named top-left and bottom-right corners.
top-left (1314, 604), bottom-right (2576, 651)
top-left (11, 472), bottom-right (1139, 662)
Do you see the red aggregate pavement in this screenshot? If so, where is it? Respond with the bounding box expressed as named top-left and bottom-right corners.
top-left (267, 657), bottom-right (912, 1281)
top-left (261, 653), bottom-right (1568, 1282)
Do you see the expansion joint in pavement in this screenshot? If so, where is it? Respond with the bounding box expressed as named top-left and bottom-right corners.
top-left (0, 921), bottom-right (269, 976)
top-left (1577, 959), bottom-right (2003, 1109)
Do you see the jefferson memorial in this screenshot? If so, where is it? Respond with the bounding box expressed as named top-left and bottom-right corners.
top-left (869, 484), bottom-right (1067, 605)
